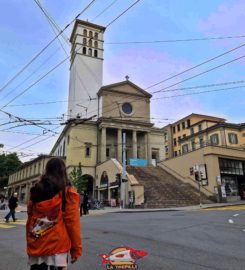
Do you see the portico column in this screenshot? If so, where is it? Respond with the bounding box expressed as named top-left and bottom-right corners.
top-left (133, 130), bottom-right (137, 159)
top-left (117, 129), bottom-right (122, 163)
top-left (25, 183), bottom-right (30, 203)
top-left (18, 185), bottom-right (21, 201)
top-left (147, 133), bottom-right (152, 165)
top-left (101, 127), bottom-right (106, 162)
top-left (144, 133), bottom-right (148, 160)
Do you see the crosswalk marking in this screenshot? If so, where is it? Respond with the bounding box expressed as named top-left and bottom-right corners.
top-left (0, 219), bottom-right (26, 229)
top-left (203, 205), bottom-right (245, 211)
top-left (0, 224), bottom-right (16, 228)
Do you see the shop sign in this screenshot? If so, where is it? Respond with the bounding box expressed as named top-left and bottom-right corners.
top-left (129, 159), bottom-right (147, 167)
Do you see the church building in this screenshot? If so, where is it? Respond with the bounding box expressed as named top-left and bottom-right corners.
top-left (50, 19), bottom-right (165, 206)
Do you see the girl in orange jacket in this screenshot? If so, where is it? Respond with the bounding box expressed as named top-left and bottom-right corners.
top-left (26, 158), bottom-right (82, 270)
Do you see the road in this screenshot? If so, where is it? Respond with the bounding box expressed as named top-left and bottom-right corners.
top-left (0, 208), bottom-right (244, 270)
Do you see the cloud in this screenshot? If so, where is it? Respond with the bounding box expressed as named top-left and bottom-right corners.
top-left (198, 1), bottom-right (245, 35)
top-left (103, 47), bottom-right (203, 126)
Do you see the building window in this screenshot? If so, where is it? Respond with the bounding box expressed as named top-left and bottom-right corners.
top-left (174, 151), bottom-right (177, 157)
top-left (106, 148), bottom-right (110, 158)
top-left (94, 50), bottom-right (98, 57)
top-left (172, 126), bottom-right (176, 134)
top-left (88, 48), bottom-right (92, 56)
top-left (82, 47), bottom-right (86, 54)
top-left (89, 39), bottom-right (92, 47)
top-left (85, 146), bottom-right (91, 157)
top-left (210, 134), bottom-right (219, 145)
top-left (89, 30), bottom-right (93, 37)
top-left (191, 140), bottom-right (196, 151)
top-left (178, 136), bottom-right (181, 145)
top-left (165, 146), bottom-right (169, 153)
top-left (121, 102), bottom-right (133, 114)
top-left (94, 32), bottom-right (98, 39)
top-left (173, 138), bottom-right (177, 146)
top-left (182, 144), bottom-right (189, 154)
top-left (182, 122), bottom-right (185, 129)
top-left (228, 133), bottom-right (238, 144)
top-left (83, 29), bottom-right (87, 36)
top-left (177, 124), bottom-right (180, 131)
top-left (198, 124), bottom-right (202, 132)
top-left (187, 119), bottom-right (191, 128)
top-left (219, 158), bottom-right (243, 175)
top-left (94, 41), bottom-right (98, 48)
top-left (164, 133), bottom-right (168, 142)
top-left (199, 137), bottom-right (204, 147)
top-left (83, 38), bottom-right (86, 45)
top-left (63, 141), bottom-right (66, 156)
top-left (183, 134), bottom-right (186, 138)
top-left (190, 127), bottom-right (194, 135)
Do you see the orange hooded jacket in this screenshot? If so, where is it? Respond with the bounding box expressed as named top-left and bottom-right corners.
top-left (26, 186), bottom-right (82, 259)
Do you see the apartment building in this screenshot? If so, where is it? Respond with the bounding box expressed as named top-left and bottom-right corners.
top-left (162, 113), bottom-right (225, 159)
top-left (161, 115), bottom-right (245, 202)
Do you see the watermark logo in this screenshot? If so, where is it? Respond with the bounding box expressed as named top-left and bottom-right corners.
top-left (100, 246), bottom-right (148, 269)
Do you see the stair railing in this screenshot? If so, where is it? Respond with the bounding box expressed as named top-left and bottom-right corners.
top-left (158, 163), bottom-right (214, 198)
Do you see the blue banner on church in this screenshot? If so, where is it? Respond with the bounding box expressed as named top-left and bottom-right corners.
top-left (129, 159), bottom-right (147, 167)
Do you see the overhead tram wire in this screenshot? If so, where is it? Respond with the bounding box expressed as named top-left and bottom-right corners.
top-left (34, 0), bottom-right (69, 57)
top-left (0, 109), bottom-right (59, 135)
top-left (7, 79), bottom-right (245, 108)
top-left (145, 42), bottom-right (245, 91)
top-left (0, 0), bottom-right (142, 110)
top-left (34, 1), bottom-right (95, 101)
top-left (92, 0), bottom-right (119, 21)
top-left (153, 85), bottom-right (245, 100)
top-left (82, 54), bottom-right (245, 118)
top-left (0, 0), bottom-right (97, 95)
top-left (6, 125), bottom-right (62, 151)
top-left (3, 0), bottom-right (134, 107)
top-left (106, 34), bottom-right (245, 44)
top-left (2, 0), bottom-right (146, 155)
top-left (5, 0), bottom-right (116, 110)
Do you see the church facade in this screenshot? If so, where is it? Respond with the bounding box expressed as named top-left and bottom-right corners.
top-left (7, 19), bottom-right (165, 206)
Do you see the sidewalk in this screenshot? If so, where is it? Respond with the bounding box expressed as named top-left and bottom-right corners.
top-left (7, 200), bottom-right (245, 215)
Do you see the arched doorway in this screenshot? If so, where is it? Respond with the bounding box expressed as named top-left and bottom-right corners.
top-left (82, 174), bottom-right (94, 199)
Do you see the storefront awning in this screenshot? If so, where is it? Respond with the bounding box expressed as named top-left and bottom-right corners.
top-left (98, 187), bottom-right (108, 191)
top-left (109, 185), bottom-right (119, 189)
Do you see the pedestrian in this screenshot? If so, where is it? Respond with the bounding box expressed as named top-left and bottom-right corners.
top-left (80, 192), bottom-right (84, 216)
top-left (4, 192), bottom-right (18, 222)
top-left (0, 195), bottom-right (6, 210)
top-left (26, 157), bottom-right (82, 270)
top-left (83, 193), bottom-right (89, 215)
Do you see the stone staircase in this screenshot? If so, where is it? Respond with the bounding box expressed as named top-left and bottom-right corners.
top-left (126, 166), bottom-right (214, 208)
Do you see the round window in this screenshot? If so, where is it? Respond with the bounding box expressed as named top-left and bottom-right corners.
top-left (122, 103), bottom-right (133, 114)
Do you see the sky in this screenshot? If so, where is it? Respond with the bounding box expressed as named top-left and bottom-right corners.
top-left (0, 0), bottom-right (245, 161)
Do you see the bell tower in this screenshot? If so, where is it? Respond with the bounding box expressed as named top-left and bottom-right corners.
top-left (68, 19), bottom-right (106, 119)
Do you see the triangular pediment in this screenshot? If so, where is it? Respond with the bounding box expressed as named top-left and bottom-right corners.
top-left (98, 80), bottom-right (152, 98)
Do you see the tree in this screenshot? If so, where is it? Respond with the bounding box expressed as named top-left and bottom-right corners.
top-left (0, 153), bottom-right (22, 188)
top-left (69, 163), bottom-right (88, 194)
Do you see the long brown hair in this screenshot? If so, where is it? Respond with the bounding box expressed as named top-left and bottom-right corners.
top-left (43, 157), bottom-right (69, 190)
top-left (31, 158), bottom-right (70, 209)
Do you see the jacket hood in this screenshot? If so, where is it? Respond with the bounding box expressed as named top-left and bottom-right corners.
top-left (33, 193), bottom-right (62, 213)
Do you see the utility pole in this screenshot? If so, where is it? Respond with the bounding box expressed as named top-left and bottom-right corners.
top-left (121, 132), bottom-right (127, 209)
top-left (198, 167), bottom-right (202, 208)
